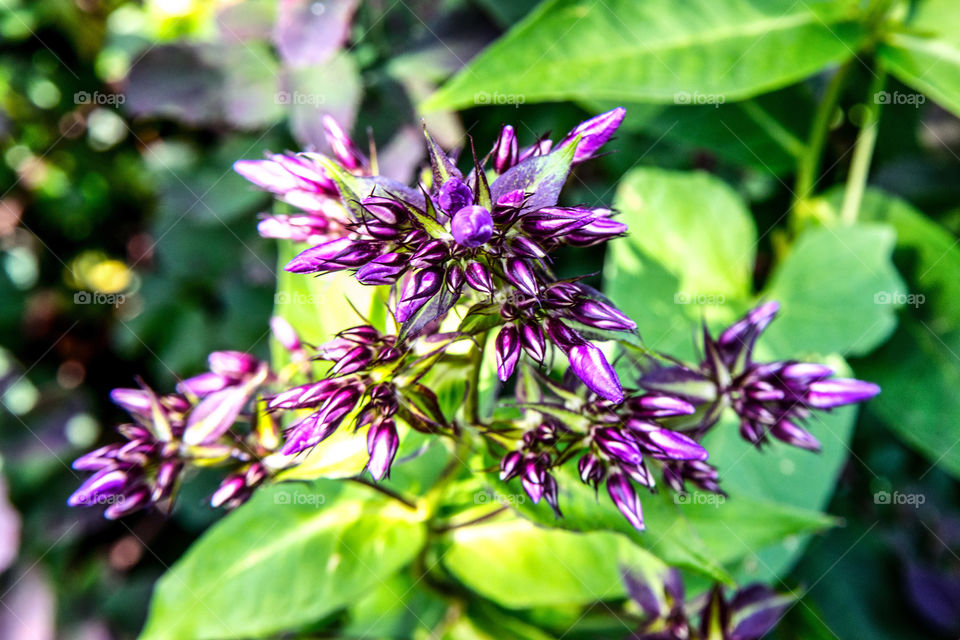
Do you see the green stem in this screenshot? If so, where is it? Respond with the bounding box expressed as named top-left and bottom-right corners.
top-left (793, 61), bottom-right (851, 216)
top-left (840, 65), bottom-right (887, 225)
top-left (465, 331), bottom-right (488, 425)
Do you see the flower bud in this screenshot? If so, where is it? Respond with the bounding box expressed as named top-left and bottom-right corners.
top-left (438, 178), bottom-right (474, 214)
top-left (490, 125), bottom-right (519, 173)
top-left (495, 324), bottom-right (521, 381)
top-left (451, 205), bottom-right (494, 248)
top-left (558, 107), bottom-right (626, 164)
top-left (396, 268), bottom-right (443, 322)
top-left (366, 419), bottom-right (399, 481)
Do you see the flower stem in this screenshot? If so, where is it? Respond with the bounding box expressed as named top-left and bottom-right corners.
top-left (465, 331), bottom-right (488, 425)
top-left (840, 64), bottom-right (887, 225)
top-left (792, 61), bottom-right (851, 219)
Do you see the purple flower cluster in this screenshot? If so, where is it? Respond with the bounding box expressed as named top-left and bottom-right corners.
top-left (68, 349), bottom-right (274, 519)
top-left (69, 112), bottom-right (882, 537)
top-left (641, 301), bottom-right (880, 450)
top-left (497, 302), bottom-right (879, 530)
top-left (237, 108), bottom-right (632, 400)
top-left (269, 325), bottom-right (405, 479)
top-left (624, 567), bottom-right (792, 640)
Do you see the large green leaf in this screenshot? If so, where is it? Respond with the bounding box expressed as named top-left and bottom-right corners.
top-left (879, 0), bottom-right (960, 118)
top-left (605, 168), bottom-right (756, 361)
top-left (140, 481), bottom-right (427, 639)
top-left (824, 188), bottom-right (960, 478)
top-left (761, 223), bottom-right (904, 358)
top-left (442, 514), bottom-right (666, 608)
top-left (423, 0), bottom-right (865, 111)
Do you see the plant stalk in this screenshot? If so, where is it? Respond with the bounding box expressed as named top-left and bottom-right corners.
top-left (840, 65), bottom-right (887, 225)
top-left (793, 61), bottom-right (851, 217)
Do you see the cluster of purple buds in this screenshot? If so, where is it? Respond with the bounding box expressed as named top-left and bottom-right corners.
top-left (233, 116), bottom-right (371, 244)
top-left (69, 321), bottom-right (299, 519)
top-left (493, 284), bottom-right (635, 402)
top-left (500, 422), bottom-right (563, 516)
top-left (269, 325), bottom-right (403, 480)
top-left (577, 392), bottom-right (711, 531)
top-left (242, 110), bottom-right (632, 393)
top-left (501, 370), bottom-right (717, 531)
top-left (68, 387), bottom-right (190, 519)
top-left (641, 302), bottom-right (880, 451)
top-left (624, 567), bottom-right (792, 640)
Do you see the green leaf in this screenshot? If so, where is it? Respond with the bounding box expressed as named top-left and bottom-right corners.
top-left (141, 481), bottom-right (427, 639)
top-left (605, 168), bottom-right (756, 361)
top-left (589, 85), bottom-right (811, 176)
top-left (761, 223), bottom-right (904, 358)
top-left (879, 0), bottom-right (960, 118)
top-left (423, 0), bottom-right (865, 111)
top-left (699, 405), bottom-right (854, 582)
top-left (824, 188), bottom-right (960, 478)
top-left (489, 464), bottom-right (832, 585)
top-left (441, 515), bottom-right (666, 608)
top-left (345, 571), bottom-right (447, 639)
top-left (602, 168), bottom-right (880, 582)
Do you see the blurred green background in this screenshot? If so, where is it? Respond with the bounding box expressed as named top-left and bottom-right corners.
top-left (1, 0), bottom-right (959, 638)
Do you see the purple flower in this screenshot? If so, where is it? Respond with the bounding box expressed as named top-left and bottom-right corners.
top-left (356, 252), bottom-right (408, 285)
top-left (438, 178), bottom-right (474, 214)
top-left (607, 471), bottom-right (644, 530)
top-left (558, 107), bottom-right (627, 164)
top-left (451, 205), bottom-right (494, 248)
top-left (69, 384), bottom-right (193, 519)
top-left (250, 111), bottom-right (628, 334)
top-left (495, 324), bottom-right (521, 381)
top-left (566, 342), bottom-right (623, 403)
top-left (490, 125), bottom-right (518, 173)
top-left (366, 419), bottom-right (399, 480)
top-left (396, 268), bottom-right (443, 322)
